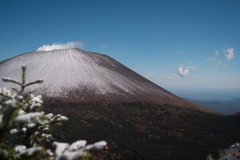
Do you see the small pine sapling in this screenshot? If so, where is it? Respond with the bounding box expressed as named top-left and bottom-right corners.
top-left (0, 66), bottom-right (108, 160)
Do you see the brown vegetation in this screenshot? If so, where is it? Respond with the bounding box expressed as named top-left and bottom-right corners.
top-left (42, 98), bottom-right (240, 159)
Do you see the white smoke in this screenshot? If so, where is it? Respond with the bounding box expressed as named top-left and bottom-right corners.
top-left (177, 64), bottom-right (198, 77)
top-left (37, 41), bottom-right (84, 51)
top-left (224, 48), bottom-right (234, 60)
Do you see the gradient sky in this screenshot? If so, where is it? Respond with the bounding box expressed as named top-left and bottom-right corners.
top-left (0, 0), bottom-right (239, 94)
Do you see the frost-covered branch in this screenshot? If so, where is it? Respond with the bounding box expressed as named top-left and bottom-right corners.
top-left (2, 66), bottom-right (43, 93)
top-left (0, 66), bottom-right (107, 160)
top-left (53, 140), bottom-right (108, 160)
top-left (24, 80), bottom-right (44, 87)
top-left (2, 78), bottom-right (21, 85)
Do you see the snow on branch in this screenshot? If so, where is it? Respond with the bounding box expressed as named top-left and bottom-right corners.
top-left (53, 140), bottom-right (108, 160)
top-left (0, 66), bottom-right (107, 160)
top-left (2, 78), bottom-right (21, 85)
top-left (67, 140), bottom-right (87, 151)
top-left (12, 112), bottom-right (45, 128)
top-left (2, 66), bottom-right (43, 93)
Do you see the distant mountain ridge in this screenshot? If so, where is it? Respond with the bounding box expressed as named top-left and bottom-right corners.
top-left (225, 98), bottom-right (240, 104)
top-left (0, 48), bottom-right (215, 113)
top-left (184, 98), bottom-right (240, 115)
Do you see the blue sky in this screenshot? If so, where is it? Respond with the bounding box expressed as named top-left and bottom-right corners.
top-left (0, 0), bottom-right (239, 95)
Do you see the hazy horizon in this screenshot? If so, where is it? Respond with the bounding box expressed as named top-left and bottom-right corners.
top-left (167, 87), bottom-right (240, 101)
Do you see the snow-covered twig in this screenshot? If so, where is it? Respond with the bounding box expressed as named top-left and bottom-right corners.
top-left (2, 78), bottom-right (21, 85)
top-left (0, 66), bottom-right (108, 160)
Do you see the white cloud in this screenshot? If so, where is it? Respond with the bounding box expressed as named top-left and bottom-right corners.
top-left (177, 64), bottom-right (190, 77)
top-left (206, 47), bottom-right (234, 69)
top-left (191, 65), bottom-right (198, 71)
top-left (158, 76), bottom-right (173, 80)
top-left (224, 48), bottom-right (234, 60)
top-left (206, 51), bottom-right (219, 61)
top-left (206, 57), bottom-right (216, 61)
top-left (37, 41), bottom-right (84, 51)
top-left (177, 64), bottom-right (198, 77)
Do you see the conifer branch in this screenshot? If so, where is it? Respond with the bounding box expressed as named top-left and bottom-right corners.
top-left (0, 66), bottom-right (107, 159)
top-left (2, 66), bottom-right (44, 93)
top-left (2, 78), bottom-right (21, 86)
top-left (24, 80), bottom-right (44, 88)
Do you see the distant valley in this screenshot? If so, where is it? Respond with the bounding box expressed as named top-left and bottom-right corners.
top-left (184, 98), bottom-right (240, 115)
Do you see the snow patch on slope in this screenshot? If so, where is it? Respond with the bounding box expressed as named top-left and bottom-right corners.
top-left (0, 48), bottom-right (172, 100)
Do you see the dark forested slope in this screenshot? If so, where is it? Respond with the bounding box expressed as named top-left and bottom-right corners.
top-left (43, 99), bottom-right (240, 160)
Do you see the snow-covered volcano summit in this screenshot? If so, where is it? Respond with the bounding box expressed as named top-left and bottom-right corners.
top-left (0, 48), bottom-right (170, 100)
top-left (0, 48), bottom-right (206, 109)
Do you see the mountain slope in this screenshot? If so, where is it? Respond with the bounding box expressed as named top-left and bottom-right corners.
top-left (0, 48), bottom-right (214, 113)
top-left (43, 99), bottom-right (240, 160)
top-left (1, 48), bottom-right (240, 159)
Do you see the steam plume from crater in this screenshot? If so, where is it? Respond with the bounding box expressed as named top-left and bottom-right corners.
top-left (37, 41), bottom-right (84, 51)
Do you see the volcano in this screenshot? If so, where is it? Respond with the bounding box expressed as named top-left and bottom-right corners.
top-left (0, 48), bottom-right (213, 113)
top-left (1, 48), bottom-right (240, 160)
